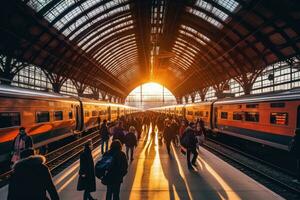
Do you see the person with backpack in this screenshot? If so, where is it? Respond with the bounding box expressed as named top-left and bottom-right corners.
top-left (112, 121), bottom-right (125, 144)
top-left (77, 140), bottom-right (97, 200)
top-left (181, 122), bottom-right (198, 170)
top-left (100, 120), bottom-right (110, 154)
top-left (124, 126), bottom-right (138, 162)
top-left (96, 140), bottom-right (128, 200)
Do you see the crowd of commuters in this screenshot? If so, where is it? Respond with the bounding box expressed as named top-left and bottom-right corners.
top-left (8, 111), bottom-right (300, 199)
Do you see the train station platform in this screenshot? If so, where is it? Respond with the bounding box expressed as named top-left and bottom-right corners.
top-left (0, 129), bottom-right (284, 200)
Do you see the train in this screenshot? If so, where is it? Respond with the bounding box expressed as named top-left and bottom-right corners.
top-left (0, 85), bottom-right (139, 162)
top-left (150, 88), bottom-right (300, 151)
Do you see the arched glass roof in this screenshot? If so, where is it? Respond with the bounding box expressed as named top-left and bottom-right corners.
top-left (1, 0), bottom-right (299, 98)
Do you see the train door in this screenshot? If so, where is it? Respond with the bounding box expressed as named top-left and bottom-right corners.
top-left (107, 106), bottom-right (111, 122)
top-left (213, 107), bottom-right (218, 129)
top-left (75, 105), bottom-right (83, 131)
top-left (297, 106), bottom-right (300, 129)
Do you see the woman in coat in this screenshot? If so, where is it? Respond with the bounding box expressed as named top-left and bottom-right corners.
top-left (77, 140), bottom-right (97, 200)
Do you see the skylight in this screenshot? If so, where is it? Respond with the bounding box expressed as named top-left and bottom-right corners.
top-left (187, 0), bottom-right (240, 29)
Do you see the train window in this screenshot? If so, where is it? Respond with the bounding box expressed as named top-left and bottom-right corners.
top-left (195, 111), bottom-right (200, 116)
top-left (246, 104), bottom-right (259, 108)
top-left (187, 111), bottom-right (193, 115)
top-left (245, 112), bottom-right (259, 122)
top-left (270, 112), bottom-right (288, 125)
top-left (69, 111), bottom-right (73, 119)
top-left (270, 102), bottom-right (285, 108)
top-left (92, 111), bottom-right (98, 117)
top-left (54, 111), bottom-right (63, 121)
top-left (233, 112), bottom-right (243, 120)
top-left (36, 111), bottom-right (50, 123)
top-left (206, 111), bottom-right (209, 117)
top-left (0, 112), bottom-right (21, 128)
top-left (221, 112), bottom-right (228, 119)
top-left (84, 111), bottom-right (90, 117)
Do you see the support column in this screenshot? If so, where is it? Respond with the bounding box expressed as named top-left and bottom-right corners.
top-left (184, 95), bottom-right (189, 104)
top-left (44, 70), bottom-right (67, 93)
top-left (91, 87), bottom-right (100, 100)
top-left (72, 80), bottom-right (87, 97)
top-left (213, 80), bottom-right (230, 99)
top-left (176, 96), bottom-right (182, 104)
top-left (0, 55), bottom-right (28, 85)
top-left (100, 91), bottom-right (107, 101)
top-left (191, 92), bottom-right (196, 103)
top-left (199, 88), bottom-right (208, 101)
top-left (234, 69), bottom-right (263, 95)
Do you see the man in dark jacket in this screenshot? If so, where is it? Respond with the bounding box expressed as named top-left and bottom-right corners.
top-left (77, 140), bottom-right (96, 200)
top-left (100, 120), bottom-right (110, 154)
top-left (112, 121), bottom-right (125, 144)
top-left (291, 129), bottom-right (300, 181)
top-left (124, 126), bottom-right (138, 162)
top-left (182, 122), bottom-right (198, 170)
top-left (163, 121), bottom-right (173, 155)
top-left (11, 127), bottom-right (33, 164)
top-left (7, 148), bottom-right (59, 200)
top-left (102, 140), bottom-right (128, 200)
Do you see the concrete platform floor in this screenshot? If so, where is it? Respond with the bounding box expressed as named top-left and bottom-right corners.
top-left (0, 126), bottom-right (284, 200)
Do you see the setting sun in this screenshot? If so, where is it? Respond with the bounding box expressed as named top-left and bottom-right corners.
top-left (125, 82), bottom-right (176, 109)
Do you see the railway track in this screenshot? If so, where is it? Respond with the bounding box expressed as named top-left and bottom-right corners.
top-left (203, 139), bottom-right (300, 199)
top-left (0, 130), bottom-right (101, 187)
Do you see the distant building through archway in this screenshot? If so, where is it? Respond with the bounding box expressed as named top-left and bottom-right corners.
top-left (125, 82), bottom-right (176, 110)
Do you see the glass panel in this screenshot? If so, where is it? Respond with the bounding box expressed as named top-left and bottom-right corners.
top-left (0, 112), bottom-right (21, 128)
top-left (54, 111), bottom-right (63, 121)
top-left (270, 112), bottom-right (288, 125)
top-left (221, 112), bottom-right (228, 119)
top-left (36, 111), bottom-right (50, 123)
top-left (245, 112), bottom-right (259, 122)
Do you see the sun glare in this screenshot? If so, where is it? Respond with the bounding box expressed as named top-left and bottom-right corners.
top-left (125, 82), bottom-right (176, 109)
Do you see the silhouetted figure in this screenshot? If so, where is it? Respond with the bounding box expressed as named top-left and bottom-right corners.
top-left (100, 120), bottom-right (110, 154)
top-left (163, 121), bottom-right (173, 155)
top-left (11, 127), bottom-right (33, 164)
top-left (124, 126), bottom-right (138, 162)
top-left (77, 140), bottom-right (97, 200)
top-left (102, 140), bottom-right (128, 200)
top-left (112, 121), bottom-right (125, 144)
top-left (8, 148), bottom-right (59, 200)
top-left (182, 122), bottom-right (198, 170)
top-left (291, 129), bottom-right (300, 181)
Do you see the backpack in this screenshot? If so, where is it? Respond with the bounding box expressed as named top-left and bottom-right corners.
top-left (95, 151), bottom-right (114, 179)
top-left (180, 132), bottom-right (189, 148)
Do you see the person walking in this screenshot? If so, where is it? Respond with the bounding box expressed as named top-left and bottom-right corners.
top-left (291, 129), bottom-right (300, 182)
top-left (163, 121), bottom-right (173, 155)
top-left (100, 120), bottom-right (110, 154)
top-left (124, 126), bottom-right (138, 162)
top-left (101, 140), bottom-right (128, 200)
top-left (7, 148), bottom-right (59, 200)
top-left (182, 122), bottom-right (198, 170)
top-left (77, 140), bottom-right (97, 200)
top-left (11, 127), bottom-right (33, 164)
top-left (112, 121), bottom-right (125, 144)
